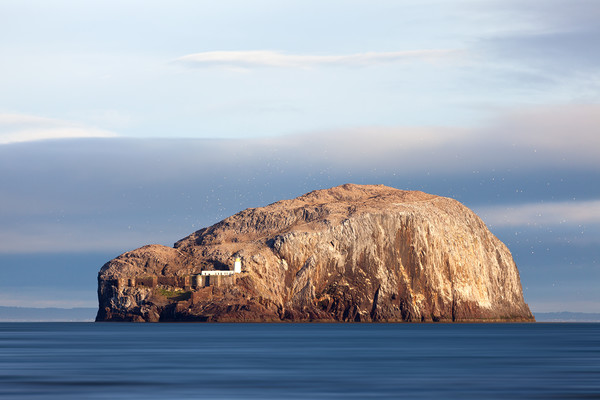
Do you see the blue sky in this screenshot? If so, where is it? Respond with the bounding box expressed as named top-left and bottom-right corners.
top-left (0, 0), bottom-right (599, 312)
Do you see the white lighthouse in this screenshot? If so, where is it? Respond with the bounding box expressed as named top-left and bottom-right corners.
top-left (234, 257), bottom-right (242, 273)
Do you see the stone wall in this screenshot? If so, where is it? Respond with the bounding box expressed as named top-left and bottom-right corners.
top-left (137, 276), bottom-right (158, 287)
top-left (157, 276), bottom-right (190, 288)
top-left (116, 274), bottom-right (235, 290)
top-left (196, 274), bottom-right (235, 288)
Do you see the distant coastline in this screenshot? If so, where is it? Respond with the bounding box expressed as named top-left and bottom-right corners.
top-left (533, 312), bottom-right (600, 323)
top-left (1, 307), bottom-right (599, 323)
top-left (0, 306), bottom-right (96, 322)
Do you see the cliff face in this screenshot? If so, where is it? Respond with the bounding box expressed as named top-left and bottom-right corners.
top-left (96, 184), bottom-right (534, 322)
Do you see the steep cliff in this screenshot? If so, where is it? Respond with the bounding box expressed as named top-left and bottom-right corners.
top-left (96, 184), bottom-right (534, 322)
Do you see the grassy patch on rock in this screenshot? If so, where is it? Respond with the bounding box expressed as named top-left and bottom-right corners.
top-left (156, 288), bottom-right (191, 301)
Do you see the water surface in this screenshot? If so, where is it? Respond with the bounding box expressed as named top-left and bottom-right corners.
top-left (1, 323), bottom-right (599, 399)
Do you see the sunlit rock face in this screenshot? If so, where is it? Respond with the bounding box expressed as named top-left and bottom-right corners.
top-left (96, 184), bottom-right (534, 322)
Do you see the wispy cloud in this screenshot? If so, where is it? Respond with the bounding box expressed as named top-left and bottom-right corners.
top-left (484, 104), bottom-right (600, 168)
top-left (0, 223), bottom-right (180, 254)
top-left (0, 113), bottom-right (117, 145)
top-left (175, 49), bottom-right (460, 69)
top-left (259, 103), bottom-right (600, 171)
top-left (475, 1), bottom-right (600, 81)
top-left (477, 200), bottom-right (600, 227)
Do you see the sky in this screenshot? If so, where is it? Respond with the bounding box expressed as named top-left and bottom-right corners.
top-left (0, 0), bottom-right (599, 313)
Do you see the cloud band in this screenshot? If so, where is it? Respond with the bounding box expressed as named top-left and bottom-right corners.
top-left (175, 49), bottom-right (459, 69)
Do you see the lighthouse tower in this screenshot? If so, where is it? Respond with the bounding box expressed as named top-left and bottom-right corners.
top-left (234, 257), bottom-right (242, 273)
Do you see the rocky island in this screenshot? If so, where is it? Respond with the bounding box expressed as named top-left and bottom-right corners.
top-left (96, 184), bottom-right (534, 322)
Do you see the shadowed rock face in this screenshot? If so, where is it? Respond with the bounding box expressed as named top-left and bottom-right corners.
top-left (96, 184), bottom-right (534, 322)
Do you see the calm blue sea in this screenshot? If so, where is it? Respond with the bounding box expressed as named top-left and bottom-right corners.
top-left (1, 323), bottom-right (599, 399)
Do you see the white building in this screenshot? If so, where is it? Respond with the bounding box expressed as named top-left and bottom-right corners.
top-left (200, 257), bottom-right (242, 276)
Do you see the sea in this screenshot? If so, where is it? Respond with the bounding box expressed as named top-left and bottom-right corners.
top-left (1, 323), bottom-right (599, 399)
